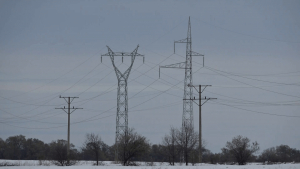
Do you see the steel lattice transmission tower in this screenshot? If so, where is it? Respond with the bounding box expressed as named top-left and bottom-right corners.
top-left (160, 17), bottom-right (204, 129)
top-left (101, 45), bottom-right (144, 161)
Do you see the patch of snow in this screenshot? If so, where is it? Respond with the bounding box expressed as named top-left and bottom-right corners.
top-left (0, 160), bottom-right (299, 169)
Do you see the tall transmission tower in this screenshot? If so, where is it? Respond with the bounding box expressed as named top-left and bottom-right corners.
top-left (101, 45), bottom-right (144, 161)
top-left (160, 17), bottom-right (204, 129)
top-left (55, 96), bottom-right (82, 164)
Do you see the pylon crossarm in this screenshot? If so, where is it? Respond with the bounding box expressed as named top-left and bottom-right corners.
top-left (191, 51), bottom-right (204, 56)
top-left (160, 62), bottom-right (186, 69)
top-left (102, 46), bottom-right (143, 57)
top-left (175, 38), bottom-right (188, 43)
top-left (159, 62), bottom-right (187, 78)
top-left (103, 52), bottom-right (143, 57)
top-left (174, 38), bottom-right (188, 53)
top-left (102, 46), bottom-right (144, 79)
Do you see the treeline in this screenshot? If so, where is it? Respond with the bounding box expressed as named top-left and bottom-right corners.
top-left (0, 135), bottom-right (111, 162)
top-left (202, 144), bottom-right (300, 164)
top-left (1, 131), bottom-right (300, 166)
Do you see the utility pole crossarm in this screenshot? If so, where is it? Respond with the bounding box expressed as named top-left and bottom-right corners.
top-left (201, 98), bottom-right (217, 106)
top-left (70, 107), bottom-right (83, 114)
top-left (188, 84), bottom-right (211, 93)
top-left (55, 107), bottom-right (68, 114)
top-left (183, 97), bottom-right (217, 105)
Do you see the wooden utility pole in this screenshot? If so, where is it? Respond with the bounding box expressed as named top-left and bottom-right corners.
top-left (55, 96), bottom-right (82, 164)
top-left (185, 84), bottom-right (216, 163)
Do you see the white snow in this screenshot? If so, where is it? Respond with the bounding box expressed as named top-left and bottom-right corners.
top-left (0, 160), bottom-right (299, 169)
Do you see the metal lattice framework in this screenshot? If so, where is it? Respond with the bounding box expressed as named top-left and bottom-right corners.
top-left (160, 17), bottom-right (204, 130)
top-left (101, 45), bottom-right (144, 161)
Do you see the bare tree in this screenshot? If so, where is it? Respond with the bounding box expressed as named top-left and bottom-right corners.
top-left (175, 125), bottom-right (198, 166)
top-left (118, 128), bottom-right (150, 166)
top-left (162, 127), bottom-right (179, 165)
top-left (223, 135), bottom-right (259, 165)
top-left (82, 133), bottom-right (103, 166)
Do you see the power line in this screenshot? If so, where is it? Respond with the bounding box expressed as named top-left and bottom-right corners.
top-left (204, 66), bottom-right (300, 99)
top-left (215, 98), bottom-right (300, 107)
top-left (210, 100), bottom-right (300, 118)
top-left (205, 90), bottom-right (300, 107)
top-left (0, 52), bottom-right (171, 126)
top-left (0, 61), bottom-right (102, 107)
top-left (174, 52), bottom-right (300, 79)
top-left (1, 46), bottom-right (107, 101)
top-left (0, 19), bottom-right (189, 129)
top-left (205, 66), bottom-right (300, 86)
top-left (63, 66), bottom-right (204, 126)
top-left (191, 16), bottom-right (300, 44)
top-left (0, 61), bottom-right (117, 123)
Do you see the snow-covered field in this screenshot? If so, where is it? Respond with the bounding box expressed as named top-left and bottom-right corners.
top-left (0, 160), bottom-right (299, 169)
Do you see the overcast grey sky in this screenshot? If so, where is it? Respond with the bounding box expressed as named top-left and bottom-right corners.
top-left (0, 0), bottom-right (300, 153)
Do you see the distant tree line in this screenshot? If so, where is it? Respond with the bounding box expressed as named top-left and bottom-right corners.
top-left (257, 145), bottom-right (300, 163)
top-left (0, 130), bottom-right (299, 166)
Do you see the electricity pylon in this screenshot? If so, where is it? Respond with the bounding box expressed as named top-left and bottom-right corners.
top-left (160, 17), bottom-right (204, 130)
top-left (55, 96), bottom-right (82, 164)
top-left (101, 45), bottom-right (144, 161)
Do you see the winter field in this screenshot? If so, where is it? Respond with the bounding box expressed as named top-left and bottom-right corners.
top-left (0, 160), bottom-right (299, 169)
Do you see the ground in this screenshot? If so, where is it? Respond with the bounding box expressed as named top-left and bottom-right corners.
top-left (0, 160), bottom-right (299, 169)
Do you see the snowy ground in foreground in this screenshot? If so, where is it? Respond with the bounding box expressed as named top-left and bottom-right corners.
top-left (0, 160), bottom-right (299, 169)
